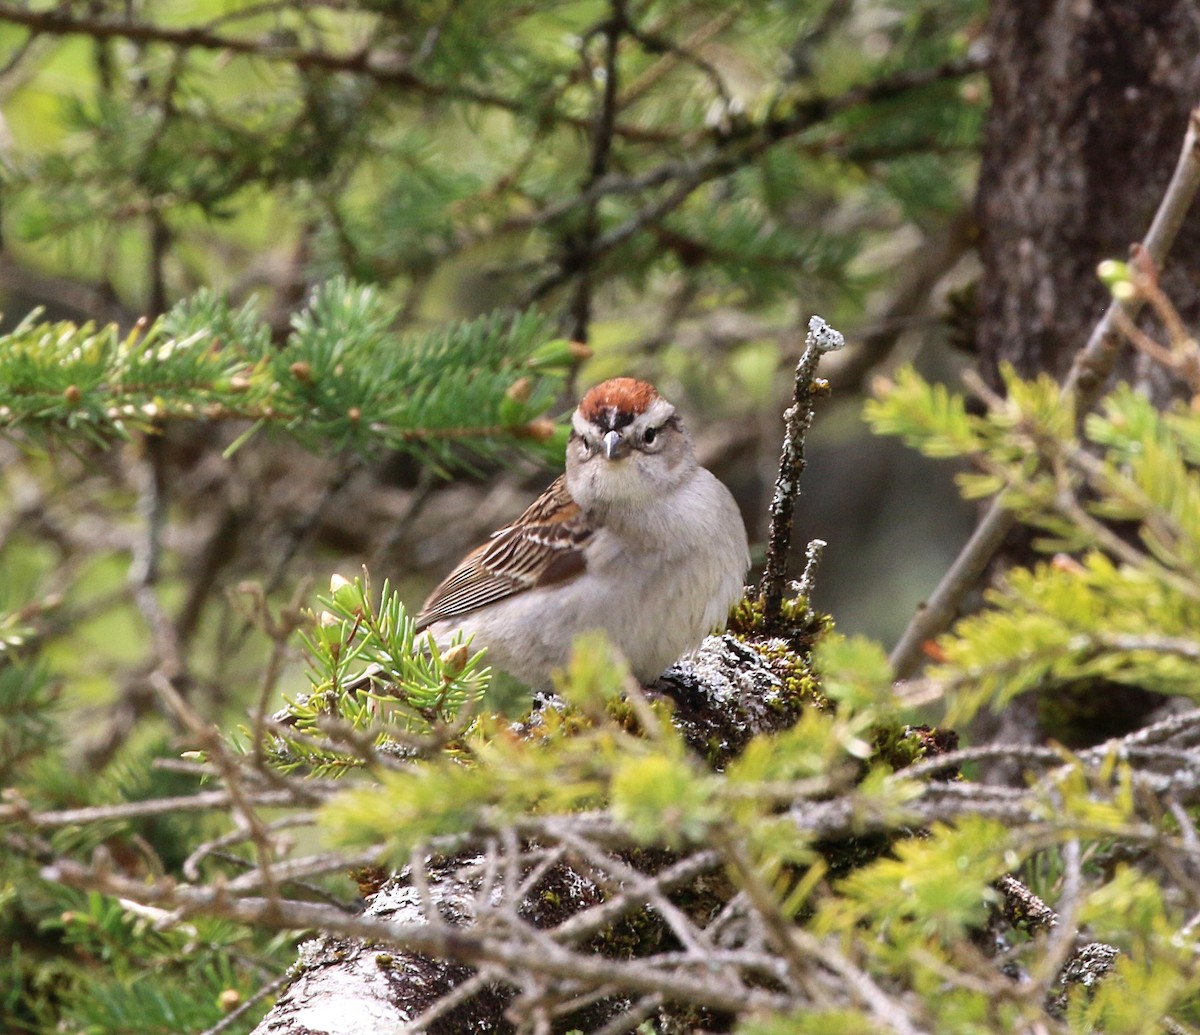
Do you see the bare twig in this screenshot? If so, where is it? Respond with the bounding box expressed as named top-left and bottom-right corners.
top-left (796, 537), bottom-right (827, 601)
top-left (1033, 838), bottom-right (1083, 990)
top-left (41, 858), bottom-right (796, 1016)
top-left (520, 57), bottom-right (981, 305)
top-left (994, 874), bottom-right (1058, 934)
top-left (565, 1), bottom-right (624, 344)
top-left (0, 788), bottom-right (315, 828)
top-left (1066, 107), bottom-right (1200, 408)
top-left (759, 316), bottom-right (845, 626)
top-left (17, 681), bottom-right (1200, 1031)
top-left (196, 970), bottom-right (294, 1035)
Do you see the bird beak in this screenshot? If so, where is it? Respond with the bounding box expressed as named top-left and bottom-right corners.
top-left (602, 430), bottom-right (627, 460)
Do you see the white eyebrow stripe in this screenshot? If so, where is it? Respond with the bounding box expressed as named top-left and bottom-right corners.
top-left (571, 409), bottom-right (594, 437)
top-left (629, 398), bottom-right (676, 430)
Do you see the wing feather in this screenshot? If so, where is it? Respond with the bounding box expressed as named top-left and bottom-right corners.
top-left (415, 476), bottom-right (592, 630)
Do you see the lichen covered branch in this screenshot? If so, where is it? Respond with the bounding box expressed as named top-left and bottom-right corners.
top-left (758, 315), bottom-right (845, 628)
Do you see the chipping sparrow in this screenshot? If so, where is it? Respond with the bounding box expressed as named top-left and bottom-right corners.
top-left (414, 377), bottom-right (749, 691)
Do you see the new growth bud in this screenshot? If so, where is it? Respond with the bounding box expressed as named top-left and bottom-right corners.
top-left (522, 418), bottom-right (557, 442)
top-left (328, 573), bottom-right (361, 610)
top-left (1096, 259), bottom-right (1131, 285)
top-left (442, 643), bottom-right (470, 676)
top-left (505, 377), bottom-right (532, 403)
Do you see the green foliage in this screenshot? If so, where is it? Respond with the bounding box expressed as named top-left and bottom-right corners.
top-left (315, 620), bottom-right (915, 877)
top-left (4, 883), bottom-right (287, 1035)
top-left (320, 632), bottom-right (701, 861)
top-left (0, 280), bottom-right (570, 469)
top-left (869, 365), bottom-right (1200, 723)
top-left (740, 1011), bottom-right (883, 1035)
top-left (835, 817), bottom-right (1006, 939)
top-left (304, 556), bottom-right (1200, 1032)
top-left (11, 327), bottom-right (1200, 1030)
top-left (271, 573), bottom-right (491, 776)
top-left (0, 664), bottom-right (58, 785)
top-left (0, 669), bottom-right (291, 1033)
top-left (0, 274), bottom-right (572, 1031)
top-left (0, 0), bottom-right (983, 345)
top-left (814, 632), bottom-right (895, 714)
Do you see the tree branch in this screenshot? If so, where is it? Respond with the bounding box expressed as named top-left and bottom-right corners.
top-left (0, 1), bottom-right (674, 143)
top-left (759, 315), bottom-right (845, 626)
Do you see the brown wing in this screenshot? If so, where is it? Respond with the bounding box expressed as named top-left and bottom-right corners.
top-left (415, 476), bottom-right (592, 630)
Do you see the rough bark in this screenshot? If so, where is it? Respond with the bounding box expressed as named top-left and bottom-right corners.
top-left (976, 0), bottom-right (1200, 387)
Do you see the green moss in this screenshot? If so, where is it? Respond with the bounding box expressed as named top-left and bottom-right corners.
top-left (747, 634), bottom-right (831, 714)
top-left (872, 721), bottom-right (959, 775)
top-left (728, 592), bottom-right (833, 649)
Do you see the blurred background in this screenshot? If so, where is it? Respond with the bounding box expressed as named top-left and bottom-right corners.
top-left (1, 0), bottom-right (1197, 752)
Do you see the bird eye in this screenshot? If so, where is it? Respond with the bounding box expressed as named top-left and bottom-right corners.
top-left (643, 426), bottom-right (658, 446)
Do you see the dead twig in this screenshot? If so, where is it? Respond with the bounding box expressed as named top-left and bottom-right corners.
top-left (759, 315), bottom-right (844, 627)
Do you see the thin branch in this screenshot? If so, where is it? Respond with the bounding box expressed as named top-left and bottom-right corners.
top-left (0, 788), bottom-right (316, 827)
top-left (0, 2), bottom-right (673, 144)
top-left (196, 970), bottom-right (294, 1035)
top-left (1033, 838), bottom-right (1083, 990)
top-left (1066, 108), bottom-right (1200, 408)
top-left (618, 9), bottom-right (737, 110)
top-left (566, 1), bottom-right (625, 344)
top-left (796, 537), bottom-right (827, 601)
top-left (520, 56), bottom-right (981, 304)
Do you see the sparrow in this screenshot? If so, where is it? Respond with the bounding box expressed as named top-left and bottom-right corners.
top-left (413, 377), bottom-right (749, 690)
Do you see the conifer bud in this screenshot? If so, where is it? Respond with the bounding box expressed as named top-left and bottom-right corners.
top-left (505, 376), bottom-right (532, 403)
top-left (318, 610), bottom-right (339, 628)
top-left (316, 609), bottom-right (342, 656)
top-left (442, 643), bottom-right (470, 675)
top-left (328, 573), bottom-right (359, 609)
top-left (522, 417), bottom-right (557, 442)
top-left (290, 361), bottom-right (313, 382)
top-left (526, 337), bottom-right (587, 370)
top-left (1051, 554), bottom-right (1087, 576)
top-left (64, 384), bottom-right (82, 404)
